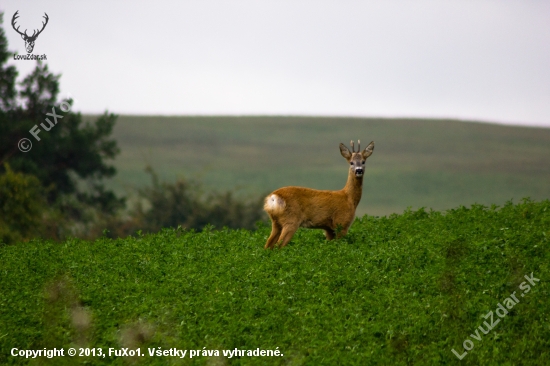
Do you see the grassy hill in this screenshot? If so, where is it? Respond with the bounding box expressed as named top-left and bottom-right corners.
top-left (100, 116), bottom-right (550, 216)
top-left (1, 199), bottom-right (548, 365)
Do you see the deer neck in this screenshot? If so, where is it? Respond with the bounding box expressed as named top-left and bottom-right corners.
top-left (342, 169), bottom-right (363, 208)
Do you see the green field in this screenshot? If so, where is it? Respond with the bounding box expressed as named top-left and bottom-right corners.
top-left (99, 116), bottom-right (550, 216)
top-left (1, 200), bottom-right (548, 365)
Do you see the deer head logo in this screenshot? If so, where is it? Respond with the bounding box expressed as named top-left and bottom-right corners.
top-left (12, 11), bottom-right (49, 54)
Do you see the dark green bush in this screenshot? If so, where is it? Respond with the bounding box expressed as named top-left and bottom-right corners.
top-left (128, 166), bottom-right (265, 235)
top-left (0, 163), bottom-right (46, 244)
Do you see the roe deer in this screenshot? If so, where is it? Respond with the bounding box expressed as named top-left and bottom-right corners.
top-left (264, 140), bottom-right (374, 249)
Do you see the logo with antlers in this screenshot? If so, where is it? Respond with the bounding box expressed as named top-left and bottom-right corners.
top-left (12, 11), bottom-right (49, 54)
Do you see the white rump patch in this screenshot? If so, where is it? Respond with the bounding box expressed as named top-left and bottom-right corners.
top-left (264, 194), bottom-right (285, 214)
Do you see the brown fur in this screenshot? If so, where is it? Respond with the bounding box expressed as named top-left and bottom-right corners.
top-left (264, 141), bottom-right (374, 248)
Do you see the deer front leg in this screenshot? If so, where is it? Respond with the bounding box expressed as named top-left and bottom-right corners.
top-left (324, 229), bottom-right (336, 240)
top-left (332, 212), bottom-right (354, 238)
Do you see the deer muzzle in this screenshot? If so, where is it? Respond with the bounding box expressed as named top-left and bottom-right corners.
top-left (25, 41), bottom-right (35, 53)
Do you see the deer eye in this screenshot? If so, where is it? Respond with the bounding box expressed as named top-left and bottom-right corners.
top-left (362, 161), bottom-right (365, 164)
top-left (350, 162), bottom-right (353, 165)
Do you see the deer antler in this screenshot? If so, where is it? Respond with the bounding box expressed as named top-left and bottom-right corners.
top-left (350, 140), bottom-right (355, 153)
top-left (31, 13), bottom-right (49, 39)
top-left (11, 11), bottom-right (26, 37)
top-left (11, 11), bottom-right (49, 40)
top-left (358, 140), bottom-right (360, 152)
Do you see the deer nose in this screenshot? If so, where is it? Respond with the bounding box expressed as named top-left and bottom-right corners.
top-left (355, 167), bottom-right (363, 174)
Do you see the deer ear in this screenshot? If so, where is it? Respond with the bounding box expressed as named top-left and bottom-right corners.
top-left (362, 141), bottom-right (374, 159)
top-left (339, 143), bottom-right (352, 159)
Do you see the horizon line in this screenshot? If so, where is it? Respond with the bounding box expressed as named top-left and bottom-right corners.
top-left (79, 113), bottom-right (550, 129)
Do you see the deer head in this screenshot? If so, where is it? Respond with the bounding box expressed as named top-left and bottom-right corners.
top-left (12, 11), bottom-right (49, 54)
top-left (340, 140), bottom-right (375, 178)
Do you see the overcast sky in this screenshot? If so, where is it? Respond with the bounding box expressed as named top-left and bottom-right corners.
top-left (3, 0), bottom-right (550, 126)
